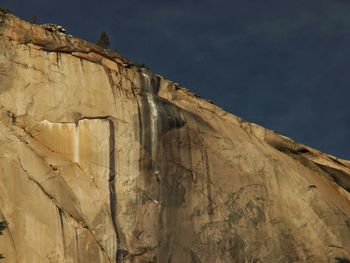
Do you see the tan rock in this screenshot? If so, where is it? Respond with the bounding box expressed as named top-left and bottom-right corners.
top-left (1, 12), bottom-right (350, 263)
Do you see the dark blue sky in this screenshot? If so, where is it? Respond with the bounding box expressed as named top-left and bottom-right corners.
top-left (2, 0), bottom-right (350, 159)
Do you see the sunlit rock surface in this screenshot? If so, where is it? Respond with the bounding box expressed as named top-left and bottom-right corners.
top-left (1, 12), bottom-right (350, 263)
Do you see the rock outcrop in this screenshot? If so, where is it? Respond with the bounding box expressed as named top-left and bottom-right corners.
top-left (40, 24), bottom-right (67, 35)
top-left (1, 11), bottom-right (350, 263)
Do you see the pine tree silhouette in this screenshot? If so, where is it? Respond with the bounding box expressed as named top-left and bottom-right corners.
top-left (30, 16), bottom-right (38, 24)
top-left (96, 32), bottom-right (111, 49)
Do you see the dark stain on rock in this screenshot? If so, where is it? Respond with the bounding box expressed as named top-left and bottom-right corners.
top-left (335, 256), bottom-right (350, 263)
top-left (161, 177), bottom-right (186, 207)
top-left (58, 208), bottom-right (67, 259)
top-left (116, 249), bottom-right (129, 263)
top-left (278, 228), bottom-right (301, 263)
top-left (182, 109), bottom-right (215, 134)
top-left (194, 220), bottom-right (247, 262)
top-left (228, 210), bottom-right (243, 223)
top-left (58, 208), bottom-right (64, 232)
top-left (137, 73), bottom-right (153, 157)
top-left (107, 119), bottom-right (122, 262)
top-left (225, 185), bottom-right (266, 227)
top-left (157, 98), bottom-right (186, 135)
top-left (245, 201), bottom-right (265, 225)
top-left (228, 235), bottom-right (246, 260)
top-left (202, 147), bottom-right (214, 215)
top-left (345, 220), bottom-right (350, 233)
top-left (191, 251), bottom-right (202, 263)
top-left (137, 70), bottom-right (188, 207)
top-left (137, 71), bottom-right (185, 157)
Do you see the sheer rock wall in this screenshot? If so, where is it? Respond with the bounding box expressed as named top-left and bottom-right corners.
top-left (1, 12), bottom-right (350, 263)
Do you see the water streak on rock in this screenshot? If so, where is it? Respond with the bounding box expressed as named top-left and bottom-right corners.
top-left (141, 70), bottom-right (160, 177)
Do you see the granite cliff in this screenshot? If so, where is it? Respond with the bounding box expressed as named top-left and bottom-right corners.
top-left (1, 11), bottom-right (350, 263)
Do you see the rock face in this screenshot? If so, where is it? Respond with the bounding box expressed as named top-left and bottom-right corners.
top-left (1, 12), bottom-right (350, 263)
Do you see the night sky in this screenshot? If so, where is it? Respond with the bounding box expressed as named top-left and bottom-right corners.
top-left (1, 0), bottom-right (350, 159)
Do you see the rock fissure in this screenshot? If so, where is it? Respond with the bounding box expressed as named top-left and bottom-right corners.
top-left (106, 119), bottom-right (123, 263)
top-left (17, 156), bottom-right (112, 262)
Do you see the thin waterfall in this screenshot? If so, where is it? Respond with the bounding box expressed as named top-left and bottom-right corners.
top-left (141, 70), bottom-right (160, 178)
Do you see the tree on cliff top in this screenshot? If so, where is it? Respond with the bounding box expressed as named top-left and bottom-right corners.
top-left (30, 16), bottom-right (38, 24)
top-left (96, 32), bottom-right (111, 49)
top-left (0, 7), bottom-right (10, 13)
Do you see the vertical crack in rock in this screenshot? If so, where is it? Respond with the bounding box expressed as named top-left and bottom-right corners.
top-left (203, 147), bottom-right (214, 216)
top-left (45, 116), bottom-right (121, 262)
top-left (103, 67), bottom-right (119, 113)
top-left (75, 229), bottom-right (80, 263)
top-left (58, 208), bottom-right (67, 259)
top-left (107, 119), bottom-right (120, 262)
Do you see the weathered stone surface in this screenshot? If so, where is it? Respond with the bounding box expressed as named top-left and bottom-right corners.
top-left (41, 23), bottom-right (67, 34)
top-left (1, 12), bottom-right (350, 263)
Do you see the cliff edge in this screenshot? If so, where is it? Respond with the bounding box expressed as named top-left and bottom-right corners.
top-left (1, 11), bottom-right (350, 263)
